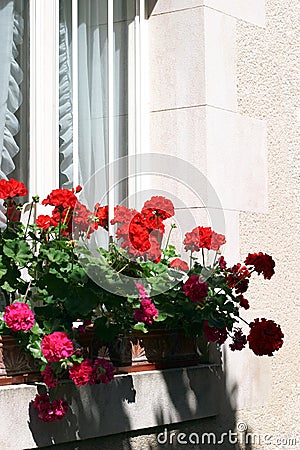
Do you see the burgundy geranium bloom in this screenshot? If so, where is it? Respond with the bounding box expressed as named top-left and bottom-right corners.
top-left (247, 318), bottom-right (284, 356)
top-left (183, 275), bottom-right (208, 303)
top-left (90, 358), bottom-right (114, 384)
top-left (134, 298), bottom-right (159, 325)
top-left (226, 263), bottom-right (251, 295)
top-left (244, 252), bottom-right (275, 280)
top-left (203, 320), bottom-right (227, 345)
top-left (229, 328), bottom-right (247, 351)
top-left (69, 359), bottom-right (93, 386)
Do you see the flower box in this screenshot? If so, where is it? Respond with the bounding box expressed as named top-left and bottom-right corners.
top-left (0, 335), bottom-right (41, 386)
top-left (78, 327), bottom-right (209, 373)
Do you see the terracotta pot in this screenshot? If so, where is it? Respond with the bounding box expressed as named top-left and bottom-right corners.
top-left (107, 328), bottom-right (209, 372)
top-left (0, 335), bottom-right (41, 385)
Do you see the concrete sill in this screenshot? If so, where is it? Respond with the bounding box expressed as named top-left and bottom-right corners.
top-left (0, 364), bottom-right (222, 450)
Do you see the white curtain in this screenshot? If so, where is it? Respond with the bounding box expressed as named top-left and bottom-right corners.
top-left (0, 0), bottom-right (24, 227)
top-left (0, 0), bottom-right (24, 180)
top-left (78, 0), bottom-right (108, 206)
top-left (59, 0), bottom-right (134, 208)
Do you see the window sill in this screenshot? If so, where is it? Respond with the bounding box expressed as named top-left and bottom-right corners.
top-left (0, 364), bottom-right (221, 449)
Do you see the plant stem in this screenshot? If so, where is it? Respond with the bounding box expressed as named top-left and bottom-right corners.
top-left (24, 201), bottom-right (34, 238)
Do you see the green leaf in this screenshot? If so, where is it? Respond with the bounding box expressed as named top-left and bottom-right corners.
top-left (1, 281), bottom-right (15, 293)
top-left (133, 322), bottom-right (148, 333)
top-left (154, 312), bottom-right (169, 322)
top-left (3, 240), bottom-right (33, 266)
top-left (0, 257), bottom-right (7, 280)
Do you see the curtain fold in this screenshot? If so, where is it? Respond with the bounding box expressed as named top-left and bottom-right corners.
top-left (59, 0), bottom-right (73, 189)
top-left (0, 0), bottom-right (23, 179)
top-left (0, 0), bottom-right (24, 227)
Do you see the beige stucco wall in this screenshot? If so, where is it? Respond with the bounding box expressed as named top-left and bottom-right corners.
top-left (27, 1), bottom-right (299, 448)
top-left (236, 0), bottom-right (300, 447)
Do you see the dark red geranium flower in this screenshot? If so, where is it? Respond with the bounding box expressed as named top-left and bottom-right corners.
top-left (41, 365), bottom-right (57, 388)
top-left (94, 203), bottom-right (109, 229)
top-left (244, 252), bottom-right (275, 280)
top-left (69, 359), bottom-right (93, 386)
top-left (203, 320), bottom-right (227, 345)
top-left (229, 328), bottom-right (247, 351)
top-left (183, 274), bottom-right (208, 303)
top-left (169, 258), bottom-right (189, 271)
top-left (134, 298), bottom-right (159, 325)
top-left (90, 358), bottom-right (114, 384)
top-left (142, 196), bottom-right (174, 220)
top-left (247, 318), bottom-right (284, 356)
top-left (218, 256), bottom-right (227, 269)
top-left (226, 263), bottom-right (251, 294)
top-left (33, 394), bottom-right (68, 422)
top-left (237, 294), bottom-right (250, 310)
top-left (0, 178), bottom-right (27, 199)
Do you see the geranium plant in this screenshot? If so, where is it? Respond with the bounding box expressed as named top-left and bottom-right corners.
top-left (0, 179), bottom-right (284, 423)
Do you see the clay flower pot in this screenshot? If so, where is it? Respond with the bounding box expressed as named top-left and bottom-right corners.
top-left (0, 335), bottom-right (41, 385)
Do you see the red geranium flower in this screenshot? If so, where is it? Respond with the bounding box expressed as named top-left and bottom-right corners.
top-left (111, 205), bottom-right (138, 224)
top-left (94, 203), bottom-right (109, 229)
top-left (203, 320), bottom-right (227, 345)
top-left (183, 274), bottom-right (208, 303)
top-left (247, 318), bottom-right (284, 356)
top-left (41, 332), bottom-right (74, 362)
top-left (142, 196), bottom-right (174, 220)
top-left (211, 231), bottom-right (226, 251)
top-left (42, 188), bottom-right (77, 209)
top-left (184, 226), bottom-right (225, 252)
top-left (3, 302), bottom-right (35, 332)
top-left (128, 216), bottom-right (151, 252)
top-left (244, 252), bottom-right (275, 280)
top-left (0, 178), bottom-right (27, 199)
top-left (169, 258), bottom-right (189, 271)
top-left (183, 226), bottom-right (212, 252)
top-left (36, 214), bottom-right (58, 230)
top-left (69, 359), bottom-right (93, 386)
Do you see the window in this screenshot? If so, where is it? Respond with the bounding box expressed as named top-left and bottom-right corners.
top-left (0, 0), bottom-right (145, 208)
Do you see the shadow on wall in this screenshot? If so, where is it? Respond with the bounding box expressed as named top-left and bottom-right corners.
top-left (27, 375), bottom-right (136, 449)
top-left (27, 348), bottom-right (253, 450)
